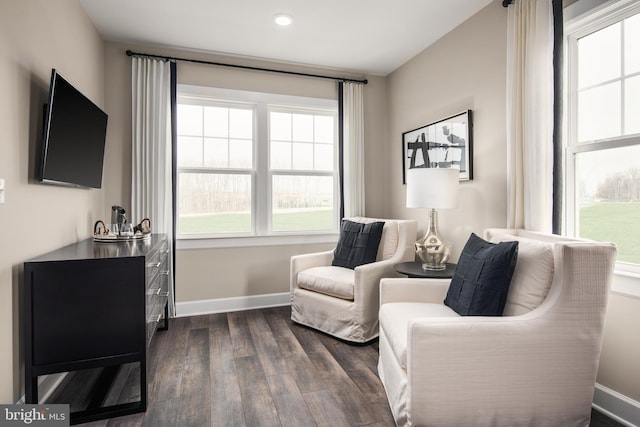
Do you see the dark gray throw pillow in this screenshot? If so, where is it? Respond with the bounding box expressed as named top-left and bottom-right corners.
top-left (444, 233), bottom-right (519, 316)
top-left (332, 220), bottom-right (385, 269)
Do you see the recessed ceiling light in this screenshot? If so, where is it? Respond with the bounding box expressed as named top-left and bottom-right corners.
top-left (274, 13), bottom-right (293, 26)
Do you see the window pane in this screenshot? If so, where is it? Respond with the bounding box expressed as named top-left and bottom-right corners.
top-left (272, 175), bottom-right (334, 232)
top-left (177, 104), bottom-right (203, 136)
top-left (229, 139), bottom-right (253, 168)
top-left (270, 111), bottom-right (336, 171)
top-left (204, 106), bottom-right (228, 137)
top-left (576, 146), bottom-right (640, 264)
top-left (625, 12), bottom-right (640, 75)
top-left (292, 142), bottom-right (313, 170)
top-left (177, 136), bottom-right (202, 167)
top-left (271, 141), bottom-right (292, 169)
top-left (314, 144), bottom-right (333, 171)
top-left (271, 112), bottom-right (291, 140)
top-left (292, 114), bottom-right (314, 142)
top-left (230, 109), bottom-right (253, 139)
top-left (625, 75), bottom-right (640, 135)
top-left (578, 82), bottom-right (621, 142)
top-left (578, 22), bottom-right (621, 88)
top-left (178, 173), bottom-right (251, 234)
top-left (203, 137), bottom-right (228, 168)
top-left (314, 115), bottom-right (334, 143)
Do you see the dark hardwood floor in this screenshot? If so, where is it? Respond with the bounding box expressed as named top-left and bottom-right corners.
top-left (48, 306), bottom-right (624, 426)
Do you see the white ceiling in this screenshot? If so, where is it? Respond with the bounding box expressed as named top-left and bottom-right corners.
top-left (79, 0), bottom-right (493, 76)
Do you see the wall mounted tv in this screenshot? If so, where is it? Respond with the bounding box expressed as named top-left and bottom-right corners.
top-left (39, 69), bottom-right (108, 189)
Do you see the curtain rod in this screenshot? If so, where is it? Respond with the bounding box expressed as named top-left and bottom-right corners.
top-left (502, 0), bottom-right (514, 7)
top-left (125, 50), bottom-right (368, 84)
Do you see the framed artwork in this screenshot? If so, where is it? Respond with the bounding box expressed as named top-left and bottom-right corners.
top-left (402, 110), bottom-right (473, 183)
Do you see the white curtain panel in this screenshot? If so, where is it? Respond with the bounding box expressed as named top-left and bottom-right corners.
top-left (342, 82), bottom-right (365, 218)
top-left (131, 57), bottom-right (175, 317)
top-left (506, 0), bottom-right (554, 232)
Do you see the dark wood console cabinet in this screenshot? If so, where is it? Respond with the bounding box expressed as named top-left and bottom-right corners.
top-left (24, 234), bottom-right (169, 424)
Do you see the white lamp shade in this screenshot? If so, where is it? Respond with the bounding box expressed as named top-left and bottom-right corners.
top-left (406, 167), bottom-right (459, 209)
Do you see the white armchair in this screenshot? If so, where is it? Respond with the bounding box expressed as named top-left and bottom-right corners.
top-left (378, 228), bottom-right (617, 426)
top-left (290, 217), bottom-right (417, 343)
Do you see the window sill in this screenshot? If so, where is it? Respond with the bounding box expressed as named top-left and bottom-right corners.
top-left (176, 233), bottom-right (339, 250)
top-left (612, 266), bottom-right (640, 299)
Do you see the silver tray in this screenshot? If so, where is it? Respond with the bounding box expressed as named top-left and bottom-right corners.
top-left (93, 234), bottom-right (151, 243)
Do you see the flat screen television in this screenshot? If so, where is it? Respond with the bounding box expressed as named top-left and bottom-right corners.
top-left (39, 69), bottom-right (108, 188)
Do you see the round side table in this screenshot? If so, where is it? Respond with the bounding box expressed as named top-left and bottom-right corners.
top-left (394, 261), bottom-right (457, 279)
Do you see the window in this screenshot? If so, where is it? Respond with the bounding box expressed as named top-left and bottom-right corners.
top-left (269, 109), bottom-right (336, 232)
top-left (176, 86), bottom-right (338, 242)
top-left (566, 2), bottom-right (640, 267)
top-left (177, 101), bottom-right (254, 234)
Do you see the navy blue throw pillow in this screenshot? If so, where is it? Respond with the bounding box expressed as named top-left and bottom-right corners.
top-left (444, 233), bottom-right (519, 316)
top-left (332, 220), bottom-right (385, 269)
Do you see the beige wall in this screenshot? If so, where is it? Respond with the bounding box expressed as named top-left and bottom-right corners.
top-left (0, 0), bottom-right (105, 402)
top-left (386, 0), bottom-right (509, 262)
top-left (598, 291), bottom-right (640, 402)
top-left (177, 243), bottom-right (331, 302)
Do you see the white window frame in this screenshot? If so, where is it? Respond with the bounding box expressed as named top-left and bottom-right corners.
top-left (564, 0), bottom-right (640, 290)
top-left (176, 85), bottom-right (340, 249)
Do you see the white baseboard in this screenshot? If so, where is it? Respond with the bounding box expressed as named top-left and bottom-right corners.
top-left (593, 383), bottom-right (640, 427)
top-left (175, 292), bottom-right (291, 317)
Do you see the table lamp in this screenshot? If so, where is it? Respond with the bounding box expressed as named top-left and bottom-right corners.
top-left (406, 167), bottom-right (459, 270)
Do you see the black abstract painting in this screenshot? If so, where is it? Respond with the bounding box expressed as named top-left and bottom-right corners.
top-left (402, 110), bottom-right (473, 183)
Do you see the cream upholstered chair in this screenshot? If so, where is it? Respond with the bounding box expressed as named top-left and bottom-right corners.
top-left (378, 228), bottom-right (617, 427)
top-left (290, 217), bottom-right (417, 343)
